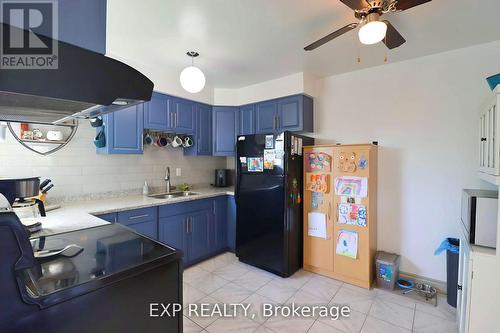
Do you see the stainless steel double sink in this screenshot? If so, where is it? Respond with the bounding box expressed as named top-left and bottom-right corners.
top-left (147, 191), bottom-right (199, 199)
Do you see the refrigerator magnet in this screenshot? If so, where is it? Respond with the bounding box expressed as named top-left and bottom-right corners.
top-left (239, 157), bottom-right (247, 166)
top-left (265, 135), bottom-right (274, 149)
top-left (247, 157), bottom-right (264, 172)
top-left (264, 149), bottom-right (275, 169)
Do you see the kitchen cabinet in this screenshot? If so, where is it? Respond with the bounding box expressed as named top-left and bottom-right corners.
top-left (255, 94), bottom-right (313, 133)
top-left (171, 97), bottom-right (196, 134)
top-left (188, 209), bottom-right (212, 262)
top-left (212, 106), bottom-right (239, 156)
top-left (117, 207), bottom-right (158, 239)
top-left (184, 103), bottom-right (212, 156)
top-left (144, 92), bottom-right (170, 131)
top-left (226, 195), bottom-right (237, 251)
top-left (212, 196), bottom-right (228, 252)
top-left (96, 104), bottom-right (144, 155)
top-left (478, 86), bottom-right (500, 176)
top-left (58, 0), bottom-right (106, 54)
top-left (239, 104), bottom-right (256, 135)
top-left (159, 214), bottom-right (187, 254)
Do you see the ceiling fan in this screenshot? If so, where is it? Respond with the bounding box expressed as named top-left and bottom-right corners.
top-left (304, 0), bottom-right (432, 51)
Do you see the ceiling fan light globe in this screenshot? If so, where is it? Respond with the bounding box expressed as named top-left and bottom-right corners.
top-left (180, 66), bottom-right (206, 93)
top-left (358, 21), bottom-right (387, 45)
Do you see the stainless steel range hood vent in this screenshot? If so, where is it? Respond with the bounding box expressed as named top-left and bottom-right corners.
top-left (0, 23), bottom-right (154, 125)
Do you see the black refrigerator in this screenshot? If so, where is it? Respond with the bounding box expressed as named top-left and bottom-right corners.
top-left (235, 131), bottom-right (314, 277)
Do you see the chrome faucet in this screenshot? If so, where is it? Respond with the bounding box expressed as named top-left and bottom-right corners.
top-left (165, 166), bottom-right (171, 193)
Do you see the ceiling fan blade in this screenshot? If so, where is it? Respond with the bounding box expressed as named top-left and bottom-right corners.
top-left (304, 23), bottom-right (358, 51)
top-left (339, 0), bottom-right (369, 10)
top-left (394, 0), bottom-right (432, 11)
top-left (382, 20), bottom-right (406, 49)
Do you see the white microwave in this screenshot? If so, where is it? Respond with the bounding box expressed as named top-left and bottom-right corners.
top-left (461, 189), bottom-right (498, 248)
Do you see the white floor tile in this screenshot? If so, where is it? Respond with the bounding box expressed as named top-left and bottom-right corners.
top-left (318, 309), bottom-right (366, 333)
top-left (206, 316), bottom-right (260, 333)
top-left (213, 262), bottom-right (251, 281)
top-left (271, 270), bottom-right (314, 290)
top-left (415, 295), bottom-right (456, 321)
top-left (243, 293), bottom-right (281, 324)
top-left (264, 315), bottom-right (316, 333)
top-left (210, 282), bottom-right (254, 303)
top-left (330, 285), bottom-right (376, 314)
top-left (185, 266), bottom-right (211, 284)
top-left (198, 257), bottom-right (229, 272)
top-left (256, 279), bottom-right (297, 303)
top-left (413, 310), bottom-right (458, 333)
top-left (254, 325), bottom-right (278, 333)
top-left (308, 320), bottom-right (345, 333)
top-left (360, 316), bottom-right (411, 333)
top-left (184, 283), bottom-right (207, 306)
top-left (299, 275), bottom-right (342, 303)
top-left (191, 272), bottom-right (229, 294)
top-left (184, 316), bottom-right (204, 333)
top-left (368, 299), bottom-right (415, 330)
top-left (185, 296), bottom-right (223, 328)
top-left (375, 289), bottom-right (417, 309)
top-left (233, 269), bottom-right (275, 291)
top-left (284, 289), bottom-right (328, 318)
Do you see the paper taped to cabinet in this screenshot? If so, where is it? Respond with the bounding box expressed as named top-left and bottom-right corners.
top-left (308, 212), bottom-right (327, 239)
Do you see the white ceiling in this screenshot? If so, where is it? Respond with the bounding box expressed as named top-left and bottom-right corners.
top-left (107, 0), bottom-right (500, 89)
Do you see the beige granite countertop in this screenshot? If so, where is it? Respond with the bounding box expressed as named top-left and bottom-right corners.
top-left (32, 186), bottom-right (234, 238)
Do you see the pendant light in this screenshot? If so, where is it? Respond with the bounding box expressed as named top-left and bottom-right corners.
top-left (180, 51), bottom-right (206, 94)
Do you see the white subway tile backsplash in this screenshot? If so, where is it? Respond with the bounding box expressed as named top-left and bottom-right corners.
top-left (0, 122), bottom-right (227, 200)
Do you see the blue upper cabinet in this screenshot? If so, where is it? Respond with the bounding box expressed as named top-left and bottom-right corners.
top-left (171, 97), bottom-right (195, 134)
top-left (58, 0), bottom-right (106, 54)
top-left (184, 103), bottom-right (212, 156)
top-left (255, 95), bottom-right (313, 134)
top-left (213, 107), bottom-right (239, 156)
top-left (255, 100), bottom-right (278, 133)
top-left (239, 104), bottom-right (256, 135)
top-left (97, 104), bottom-right (144, 155)
top-left (144, 92), bottom-right (170, 131)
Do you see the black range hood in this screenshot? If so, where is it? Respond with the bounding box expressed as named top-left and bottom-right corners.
top-left (0, 23), bottom-right (154, 124)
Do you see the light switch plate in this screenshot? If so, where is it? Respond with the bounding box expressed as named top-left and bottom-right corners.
top-left (176, 168), bottom-right (182, 176)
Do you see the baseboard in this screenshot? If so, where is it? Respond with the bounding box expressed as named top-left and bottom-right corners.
top-left (398, 271), bottom-right (447, 295)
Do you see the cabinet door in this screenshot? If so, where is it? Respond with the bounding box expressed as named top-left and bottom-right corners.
top-left (213, 106), bottom-right (238, 156)
top-left (226, 195), bottom-right (236, 251)
top-left (239, 104), bottom-right (255, 135)
top-left (188, 209), bottom-right (211, 263)
top-left (458, 237), bottom-right (472, 333)
top-left (197, 104), bottom-right (213, 155)
top-left (212, 197), bottom-right (228, 252)
top-left (159, 215), bottom-right (187, 254)
top-left (278, 95), bottom-right (302, 131)
top-left (97, 104), bottom-right (144, 155)
top-left (128, 220), bottom-right (157, 240)
top-left (255, 100), bottom-right (278, 133)
top-left (172, 97), bottom-right (195, 134)
top-left (144, 92), bottom-right (170, 130)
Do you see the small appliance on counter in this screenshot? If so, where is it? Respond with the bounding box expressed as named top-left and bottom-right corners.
top-left (0, 177), bottom-right (49, 234)
top-left (214, 169), bottom-right (229, 187)
top-left (461, 189), bottom-right (498, 248)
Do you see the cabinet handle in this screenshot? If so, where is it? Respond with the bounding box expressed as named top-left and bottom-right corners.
top-left (276, 116), bottom-right (280, 129)
top-left (213, 202), bottom-right (216, 215)
top-left (174, 113), bottom-right (178, 128)
top-left (129, 214), bottom-right (149, 220)
top-left (186, 217), bottom-right (189, 233)
top-left (114, 216), bottom-right (117, 224)
top-left (481, 137), bottom-right (487, 141)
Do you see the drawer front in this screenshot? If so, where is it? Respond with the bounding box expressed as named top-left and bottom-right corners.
top-left (96, 212), bottom-right (117, 223)
top-left (159, 199), bottom-right (212, 218)
top-left (117, 207), bottom-right (158, 226)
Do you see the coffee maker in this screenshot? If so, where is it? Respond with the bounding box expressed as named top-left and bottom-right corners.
top-left (214, 169), bottom-right (228, 187)
top-left (0, 177), bottom-right (45, 233)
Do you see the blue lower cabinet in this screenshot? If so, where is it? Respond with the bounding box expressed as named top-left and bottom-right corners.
top-left (212, 196), bottom-right (228, 252)
top-left (188, 209), bottom-right (212, 263)
top-left (159, 214), bottom-right (188, 254)
top-left (213, 106), bottom-right (239, 156)
top-left (227, 195), bottom-right (236, 251)
top-left (127, 220), bottom-right (157, 239)
top-left (95, 212), bottom-right (117, 223)
top-left (96, 104), bottom-right (144, 155)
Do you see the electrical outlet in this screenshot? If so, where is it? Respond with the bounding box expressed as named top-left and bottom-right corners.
top-left (176, 168), bottom-right (182, 177)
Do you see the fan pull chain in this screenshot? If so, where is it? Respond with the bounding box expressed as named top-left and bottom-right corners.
top-left (383, 35), bottom-right (388, 63)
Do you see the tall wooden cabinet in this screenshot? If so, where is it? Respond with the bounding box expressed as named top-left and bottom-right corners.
top-left (303, 144), bottom-right (377, 289)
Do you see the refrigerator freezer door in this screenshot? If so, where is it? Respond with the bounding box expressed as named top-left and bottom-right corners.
top-left (236, 133), bottom-right (286, 176)
top-left (236, 174), bottom-right (286, 275)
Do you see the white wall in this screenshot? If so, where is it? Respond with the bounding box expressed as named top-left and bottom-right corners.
top-left (214, 72), bottom-right (319, 106)
top-left (314, 41), bottom-right (500, 281)
top-left (0, 123), bottom-right (226, 201)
